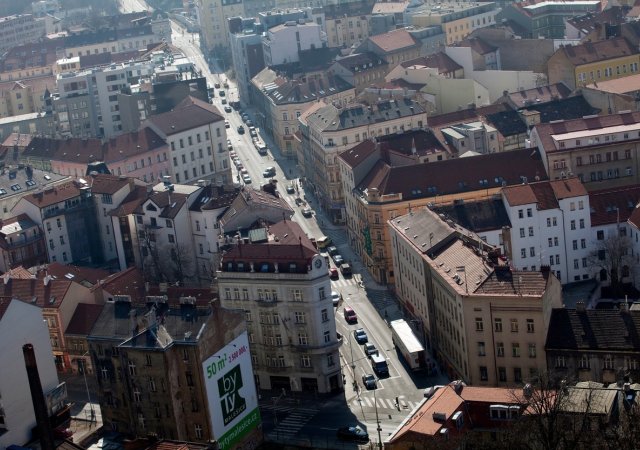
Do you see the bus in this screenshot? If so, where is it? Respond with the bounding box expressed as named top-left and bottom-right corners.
top-left (390, 319), bottom-right (431, 371)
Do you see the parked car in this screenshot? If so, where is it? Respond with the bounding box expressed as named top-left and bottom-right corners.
top-left (224, 105), bottom-right (232, 113)
top-left (336, 426), bottom-right (369, 443)
top-left (246, 119), bottom-right (253, 127)
top-left (327, 246), bottom-right (338, 256)
top-left (286, 183), bottom-right (295, 194)
top-left (242, 114), bottom-right (249, 123)
top-left (221, 98), bottom-right (227, 104)
top-left (343, 306), bottom-right (357, 323)
top-left (224, 120), bottom-right (230, 128)
top-left (362, 373), bottom-right (377, 390)
top-left (332, 254), bottom-right (344, 265)
top-left (263, 166), bottom-right (276, 177)
top-left (219, 90), bottom-right (226, 97)
top-left (340, 263), bottom-right (352, 276)
top-left (364, 343), bottom-right (378, 358)
top-left (214, 82), bottom-right (220, 88)
top-left (237, 125), bottom-right (245, 134)
top-left (353, 328), bottom-right (368, 344)
top-left (242, 175), bottom-right (252, 184)
top-left (331, 291), bottom-right (341, 306)
top-left (249, 128), bottom-right (258, 137)
top-left (302, 207), bottom-right (313, 218)
top-left (329, 267), bottom-right (339, 279)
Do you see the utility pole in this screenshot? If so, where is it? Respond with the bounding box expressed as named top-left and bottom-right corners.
top-left (374, 387), bottom-right (383, 449)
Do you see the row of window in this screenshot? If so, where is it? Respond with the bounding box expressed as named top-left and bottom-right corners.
top-left (225, 287), bottom-right (306, 301)
top-left (577, 63), bottom-right (639, 83)
top-left (555, 354), bottom-right (639, 370)
top-left (475, 317), bottom-right (535, 333)
top-left (480, 365), bottom-right (537, 383)
top-left (170, 130), bottom-right (219, 151)
top-left (478, 341), bottom-right (537, 358)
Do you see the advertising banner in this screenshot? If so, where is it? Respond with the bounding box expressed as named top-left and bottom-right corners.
top-left (202, 332), bottom-right (260, 450)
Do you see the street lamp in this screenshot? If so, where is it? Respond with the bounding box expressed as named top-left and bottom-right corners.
top-left (81, 351), bottom-right (96, 422)
top-left (373, 387), bottom-right (383, 450)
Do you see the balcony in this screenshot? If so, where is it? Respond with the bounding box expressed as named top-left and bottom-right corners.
top-left (4, 233), bottom-right (42, 249)
top-left (256, 298), bottom-right (279, 307)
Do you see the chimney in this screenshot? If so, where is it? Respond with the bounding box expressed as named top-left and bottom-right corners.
top-left (23, 344), bottom-right (56, 450)
top-left (43, 275), bottom-right (52, 286)
top-left (523, 383), bottom-right (532, 399)
top-left (576, 301), bottom-right (586, 312)
top-left (411, 137), bottom-right (417, 155)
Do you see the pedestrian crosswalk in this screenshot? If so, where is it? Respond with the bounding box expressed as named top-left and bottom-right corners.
top-left (267, 407), bottom-right (319, 440)
top-left (352, 396), bottom-right (422, 411)
top-left (331, 277), bottom-right (359, 290)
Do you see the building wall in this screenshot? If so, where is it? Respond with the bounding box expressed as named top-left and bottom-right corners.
top-left (0, 14), bottom-right (47, 53)
top-left (325, 14), bottom-right (369, 48)
top-left (263, 23), bottom-right (327, 67)
top-left (0, 300), bottom-right (59, 449)
top-left (420, 76), bottom-right (490, 114)
top-left (197, 0), bottom-right (245, 52)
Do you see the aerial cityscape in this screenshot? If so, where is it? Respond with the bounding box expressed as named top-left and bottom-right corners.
top-left (2, 0), bottom-right (640, 449)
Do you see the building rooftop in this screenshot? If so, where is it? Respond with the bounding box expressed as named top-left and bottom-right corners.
top-left (589, 184), bottom-right (640, 227)
top-left (189, 185), bottom-right (240, 212)
top-left (133, 189), bottom-right (188, 220)
top-left (399, 52), bottom-right (463, 74)
top-left (22, 179), bottom-right (86, 208)
top-left (502, 178), bottom-right (588, 210)
top-left (546, 307), bottom-right (640, 351)
top-left (334, 51), bottom-right (387, 73)
top-left (557, 37), bottom-right (637, 66)
top-left (457, 37), bottom-right (497, 55)
top-left (507, 83), bottom-right (572, 108)
top-left (0, 214), bottom-right (38, 243)
top-left (34, 262), bottom-right (111, 287)
top-left (356, 147), bottom-right (546, 201)
top-left (566, 7), bottom-right (627, 34)
top-left (65, 303), bottom-right (105, 336)
top-left (372, 1), bottom-right (410, 14)
top-left (367, 28), bottom-right (421, 54)
top-left (0, 166), bottom-right (67, 199)
top-left (1, 133), bottom-right (34, 149)
top-left (433, 198), bottom-right (511, 233)
top-left (522, 95), bottom-right (600, 123)
top-left (585, 73), bottom-right (640, 94)
top-left (145, 96), bottom-right (224, 135)
top-left (88, 174), bottom-right (134, 195)
top-left (0, 40), bottom-right (59, 73)
top-left (484, 109), bottom-right (529, 137)
top-left (0, 75), bottom-right (56, 100)
top-left (0, 277), bottom-right (72, 309)
top-left (264, 71), bottom-right (353, 105)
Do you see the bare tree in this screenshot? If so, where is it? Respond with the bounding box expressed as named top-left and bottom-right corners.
top-left (589, 232), bottom-right (633, 298)
top-left (160, 243), bottom-right (194, 285)
top-left (140, 231), bottom-right (164, 284)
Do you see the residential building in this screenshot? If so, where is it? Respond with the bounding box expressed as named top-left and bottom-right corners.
top-left (409, 1), bottom-right (500, 45)
top-left (371, 1), bottom-right (411, 30)
top-left (546, 305), bottom-right (640, 383)
top-left (493, 83), bottom-right (572, 110)
top-left (0, 165), bottom-right (69, 220)
top-left (0, 14), bottom-right (46, 53)
top-left (12, 179), bottom-right (103, 265)
top-left (582, 74), bottom-right (640, 114)
top-left (324, 0), bottom-right (373, 49)
top-left (0, 214), bottom-right (46, 272)
top-left (300, 98), bottom-right (428, 223)
top-left (88, 280), bottom-right (260, 446)
top-left (145, 96), bottom-right (231, 186)
top-left (529, 111), bottom-right (640, 190)
top-left (547, 38), bottom-right (640, 90)
top-left (456, 37), bottom-right (501, 70)
top-left (217, 219), bottom-right (342, 394)
top-left (338, 147), bottom-right (547, 284)
top-left (0, 40), bottom-right (58, 83)
top-left (406, 25), bottom-right (446, 56)
top-left (501, 0), bottom-right (604, 39)
top-left (565, 7), bottom-right (628, 42)
top-left (262, 21), bottom-right (327, 67)
top-left (21, 128), bottom-right (171, 182)
top-left (0, 274), bottom-right (99, 372)
top-left (218, 187), bottom-right (294, 232)
top-left (394, 53), bottom-right (465, 79)
top-left (64, 303), bottom-right (104, 376)
top-left (0, 76), bottom-right (54, 120)
top-left (0, 111), bottom-right (56, 140)
top-left (197, 0), bottom-right (247, 55)
top-left (251, 68), bottom-right (355, 158)
top-left (0, 299), bottom-right (59, 449)
top-left (501, 178), bottom-right (591, 284)
top-left (389, 207), bottom-right (563, 384)
top-left (355, 28), bottom-right (422, 67)
top-left (228, 18), bottom-right (266, 106)
top-left (385, 382), bottom-right (524, 448)
top-left (328, 52), bottom-right (389, 92)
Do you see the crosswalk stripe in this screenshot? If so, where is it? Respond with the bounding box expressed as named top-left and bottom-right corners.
top-left (353, 397), bottom-right (422, 410)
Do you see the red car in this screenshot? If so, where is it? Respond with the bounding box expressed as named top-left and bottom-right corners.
top-left (329, 267), bottom-right (339, 279)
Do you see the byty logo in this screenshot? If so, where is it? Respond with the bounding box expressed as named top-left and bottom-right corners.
top-left (218, 365), bottom-right (246, 425)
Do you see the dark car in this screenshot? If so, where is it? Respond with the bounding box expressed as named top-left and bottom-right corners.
top-left (332, 254), bottom-right (344, 265)
top-left (353, 328), bottom-right (368, 344)
top-left (364, 342), bottom-right (378, 358)
top-left (336, 426), bottom-right (369, 443)
top-left (302, 207), bottom-right (313, 218)
top-left (286, 184), bottom-right (295, 194)
top-left (219, 90), bottom-right (226, 97)
top-left (224, 105), bottom-right (232, 113)
top-left (237, 125), bottom-right (245, 134)
top-left (327, 246), bottom-right (338, 256)
top-left (362, 373), bottom-right (377, 390)
top-left (329, 267), bottom-right (339, 279)
top-left (214, 82), bottom-right (221, 88)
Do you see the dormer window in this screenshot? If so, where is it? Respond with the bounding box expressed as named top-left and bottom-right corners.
top-left (146, 203), bottom-right (157, 212)
top-left (289, 263), bottom-right (297, 271)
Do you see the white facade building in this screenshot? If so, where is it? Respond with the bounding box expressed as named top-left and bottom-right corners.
top-left (262, 21), bottom-right (327, 66)
top-left (0, 299), bottom-right (59, 448)
top-left (145, 96), bottom-right (232, 186)
top-left (0, 14), bottom-right (46, 53)
top-left (502, 178), bottom-right (592, 284)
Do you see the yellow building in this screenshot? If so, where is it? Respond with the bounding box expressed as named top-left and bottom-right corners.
top-left (547, 37), bottom-right (640, 90)
top-left (0, 76), bottom-right (53, 119)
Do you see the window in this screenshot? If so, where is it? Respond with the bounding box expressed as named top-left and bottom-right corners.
top-left (518, 209), bottom-right (523, 219)
top-left (527, 208), bottom-right (532, 217)
top-left (498, 367), bottom-right (507, 382)
top-left (556, 355), bottom-right (566, 368)
top-left (521, 248), bottom-right (527, 258)
top-left (134, 388), bottom-right (142, 403)
top-left (514, 368), bottom-right (522, 383)
top-left (528, 227), bottom-right (534, 237)
top-left (597, 230), bottom-right (604, 240)
top-left (573, 240), bottom-right (578, 250)
top-left (526, 319), bottom-right (534, 333)
top-left (295, 312), bottom-right (306, 324)
top-left (496, 342), bottom-right (504, 357)
top-left (570, 220), bottom-right (576, 230)
top-left (511, 319), bottom-right (518, 333)
top-left (321, 309), bottom-right (329, 322)
top-left (195, 424), bottom-right (203, 439)
top-left (604, 355), bottom-right (614, 370)
top-left (298, 333), bottom-right (308, 345)
top-left (530, 247), bottom-right (535, 257)
top-left (579, 219), bottom-right (585, 229)
top-left (301, 355), bottom-right (311, 367)
top-left (146, 354), bottom-right (152, 366)
top-left (512, 343), bottom-right (520, 357)
top-left (128, 360), bottom-right (137, 376)
top-left (318, 287), bottom-right (326, 300)
top-left (519, 228), bottom-right (525, 238)
top-left (324, 330), bottom-right (331, 343)
top-left (579, 354), bottom-right (590, 369)
top-left (547, 218), bottom-right (551, 227)
top-left (494, 318), bottom-right (502, 332)
top-left (478, 342), bottom-right (486, 356)
top-left (480, 366), bottom-right (488, 381)
top-left (528, 343), bottom-right (537, 358)
top-left (475, 317), bottom-right (484, 331)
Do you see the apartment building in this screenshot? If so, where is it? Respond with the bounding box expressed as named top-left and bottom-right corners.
top-left (64, 303), bottom-right (104, 376)
top-left (0, 14), bottom-right (46, 53)
top-left (217, 219), bottom-right (343, 394)
top-left (389, 207), bottom-right (563, 385)
top-left (546, 305), bottom-right (640, 384)
top-left (0, 214), bottom-right (46, 272)
top-left (530, 111), bottom-right (640, 190)
top-left (12, 179), bottom-right (102, 265)
top-left (355, 28), bottom-right (422, 67)
top-left (547, 38), bottom-right (640, 90)
top-left (262, 20), bottom-right (327, 67)
top-left (299, 98), bottom-right (427, 224)
top-left (145, 96), bottom-right (231, 186)
top-left (21, 128), bottom-right (171, 182)
top-left (0, 274), bottom-right (98, 372)
top-left (329, 52), bottom-right (389, 92)
top-left (0, 299), bottom-right (59, 448)
top-left (501, 0), bottom-right (603, 39)
top-left (338, 146), bottom-right (547, 284)
top-left (229, 18), bottom-right (266, 106)
top-left (252, 68), bottom-right (355, 158)
top-left (0, 76), bottom-right (53, 120)
top-left (501, 178), bottom-right (592, 284)
top-left (324, 0), bottom-right (372, 48)
top-left (409, 1), bottom-right (499, 45)
top-left (197, 0), bottom-right (246, 54)
top-left (88, 278), bottom-right (260, 446)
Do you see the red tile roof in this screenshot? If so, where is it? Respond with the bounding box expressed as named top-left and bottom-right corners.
top-left (0, 278), bottom-right (72, 309)
top-left (65, 303), bottom-right (104, 335)
top-left (589, 184), bottom-right (640, 226)
top-left (89, 174), bottom-right (133, 195)
top-left (503, 178), bottom-right (587, 209)
top-left (507, 83), bottom-right (572, 107)
top-left (1, 133), bottom-right (34, 148)
top-left (23, 180), bottom-right (84, 208)
top-left (38, 262), bottom-right (111, 286)
top-left (533, 111), bottom-right (640, 154)
top-left (400, 52), bottom-right (463, 74)
top-left (99, 267), bottom-right (146, 301)
top-left (558, 37), bottom-right (637, 66)
top-left (109, 185), bottom-right (149, 217)
top-left (457, 37), bottom-right (497, 55)
top-left (146, 96), bottom-right (224, 136)
top-left (368, 29), bottom-right (421, 54)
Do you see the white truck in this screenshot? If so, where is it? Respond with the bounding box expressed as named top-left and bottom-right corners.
top-left (390, 319), bottom-right (433, 372)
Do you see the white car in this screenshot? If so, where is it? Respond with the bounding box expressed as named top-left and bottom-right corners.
top-left (331, 291), bottom-right (341, 306)
top-left (242, 175), bottom-right (252, 184)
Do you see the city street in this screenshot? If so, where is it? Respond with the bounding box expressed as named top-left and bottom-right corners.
top-left (114, 1), bottom-right (451, 446)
